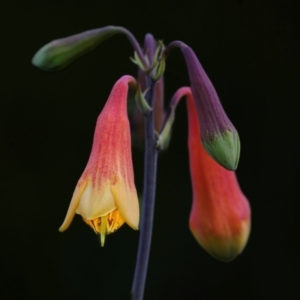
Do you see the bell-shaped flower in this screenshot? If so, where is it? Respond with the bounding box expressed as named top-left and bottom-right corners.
top-left (59, 75), bottom-right (139, 246)
top-left (186, 89), bottom-right (251, 262)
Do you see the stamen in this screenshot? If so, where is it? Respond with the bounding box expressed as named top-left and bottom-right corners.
top-left (100, 216), bottom-right (106, 247)
top-left (82, 210), bottom-right (125, 246)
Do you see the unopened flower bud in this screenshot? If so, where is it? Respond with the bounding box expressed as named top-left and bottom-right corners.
top-left (32, 27), bottom-right (119, 71)
top-left (186, 91), bottom-right (250, 262)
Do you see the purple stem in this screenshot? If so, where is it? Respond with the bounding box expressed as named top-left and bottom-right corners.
top-left (131, 76), bottom-right (158, 300)
top-left (164, 40), bottom-right (187, 57)
top-left (114, 26), bottom-right (149, 70)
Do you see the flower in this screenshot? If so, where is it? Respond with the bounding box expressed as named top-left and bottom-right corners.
top-left (59, 75), bottom-right (139, 246)
top-left (186, 91), bottom-right (251, 262)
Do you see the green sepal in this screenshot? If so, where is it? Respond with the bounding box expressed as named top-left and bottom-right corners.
top-left (130, 51), bottom-right (149, 72)
top-left (150, 41), bottom-right (166, 81)
top-left (202, 129), bottom-right (240, 171)
top-left (156, 105), bottom-right (175, 151)
top-left (32, 27), bottom-right (119, 71)
top-left (135, 86), bottom-right (152, 115)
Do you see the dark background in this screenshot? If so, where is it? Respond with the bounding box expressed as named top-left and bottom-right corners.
top-left (1, 1), bottom-right (299, 299)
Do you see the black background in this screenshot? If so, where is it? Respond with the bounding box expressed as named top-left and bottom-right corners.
top-left (1, 1), bottom-right (299, 299)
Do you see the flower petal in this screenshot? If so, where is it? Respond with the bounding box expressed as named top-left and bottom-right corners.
top-left (76, 180), bottom-right (117, 219)
top-left (111, 180), bottom-right (139, 230)
top-left (59, 179), bottom-right (87, 232)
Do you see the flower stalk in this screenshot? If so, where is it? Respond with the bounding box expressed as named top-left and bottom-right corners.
top-left (131, 77), bottom-right (159, 300)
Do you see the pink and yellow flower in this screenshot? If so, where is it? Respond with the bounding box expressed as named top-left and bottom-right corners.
top-left (186, 91), bottom-right (251, 262)
top-left (59, 75), bottom-right (139, 246)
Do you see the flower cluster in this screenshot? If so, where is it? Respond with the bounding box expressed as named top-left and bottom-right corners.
top-left (33, 25), bottom-right (251, 299)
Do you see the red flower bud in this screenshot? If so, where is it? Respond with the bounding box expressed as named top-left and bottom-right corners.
top-left (186, 91), bottom-right (251, 262)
